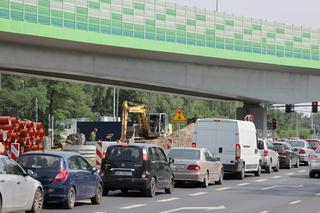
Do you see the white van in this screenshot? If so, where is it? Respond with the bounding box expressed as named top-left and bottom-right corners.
top-left (193, 118), bottom-right (261, 179)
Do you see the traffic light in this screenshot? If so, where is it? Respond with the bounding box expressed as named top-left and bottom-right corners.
top-left (312, 101), bottom-right (318, 113)
top-left (285, 104), bottom-right (294, 113)
top-left (272, 118), bottom-right (277, 130)
top-left (267, 121), bottom-right (272, 130)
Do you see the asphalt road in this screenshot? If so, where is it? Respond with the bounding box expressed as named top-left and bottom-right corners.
top-left (43, 166), bottom-right (320, 213)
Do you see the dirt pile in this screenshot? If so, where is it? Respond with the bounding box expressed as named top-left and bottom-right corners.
top-left (146, 123), bottom-right (195, 150)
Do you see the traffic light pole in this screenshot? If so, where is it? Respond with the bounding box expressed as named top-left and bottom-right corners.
top-left (311, 112), bottom-right (314, 138)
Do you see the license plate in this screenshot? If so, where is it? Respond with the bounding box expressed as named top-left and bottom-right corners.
top-left (173, 165), bottom-right (185, 169)
top-left (115, 171), bottom-right (132, 176)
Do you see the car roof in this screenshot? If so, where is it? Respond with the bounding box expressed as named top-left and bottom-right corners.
top-left (19, 150), bottom-right (81, 158)
top-left (169, 147), bottom-right (206, 151)
top-left (108, 143), bottom-right (160, 148)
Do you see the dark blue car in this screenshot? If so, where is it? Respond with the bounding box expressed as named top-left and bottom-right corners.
top-left (17, 151), bottom-right (103, 209)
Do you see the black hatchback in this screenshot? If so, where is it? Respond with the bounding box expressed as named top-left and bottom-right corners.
top-left (100, 143), bottom-right (174, 197)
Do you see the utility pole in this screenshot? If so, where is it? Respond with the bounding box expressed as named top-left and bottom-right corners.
top-left (311, 112), bottom-right (314, 138)
top-left (35, 98), bottom-right (38, 124)
top-left (295, 112), bottom-right (299, 138)
top-left (116, 88), bottom-right (120, 122)
top-left (113, 88), bottom-right (116, 121)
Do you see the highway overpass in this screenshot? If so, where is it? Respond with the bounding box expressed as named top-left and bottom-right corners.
top-left (1, 0), bottom-right (320, 104)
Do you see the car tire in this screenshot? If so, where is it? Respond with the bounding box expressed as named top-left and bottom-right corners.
top-left (63, 187), bottom-right (76, 209)
top-left (265, 162), bottom-right (272, 173)
top-left (273, 161), bottom-right (280, 172)
top-left (304, 161), bottom-right (309, 166)
top-left (91, 184), bottom-right (102, 205)
top-left (309, 171), bottom-right (315, 178)
top-left (121, 189), bottom-right (129, 194)
top-left (103, 187), bottom-right (109, 196)
top-left (26, 188), bottom-right (43, 213)
top-left (165, 175), bottom-right (174, 194)
top-left (146, 177), bottom-right (157, 197)
top-left (201, 172), bottom-right (209, 188)
top-left (215, 170), bottom-right (224, 185)
top-left (237, 167), bottom-right (245, 180)
top-left (0, 196), bottom-right (2, 213)
top-left (295, 158), bottom-right (300, 168)
top-left (254, 164), bottom-right (261, 176)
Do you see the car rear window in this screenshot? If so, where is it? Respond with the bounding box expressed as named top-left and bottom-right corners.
top-left (273, 144), bottom-right (284, 151)
top-left (288, 141), bottom-right (305, 147)
top-left (257, 140), bottom-right (265, 150)
top-left (106, 146), bottom-right (142, 163)
top-left (17, 155), bottom-right (63, 170)
top-left (308, 141), bottom-right (319, 146)
top-left (167, 149), bottom-right (200, 160)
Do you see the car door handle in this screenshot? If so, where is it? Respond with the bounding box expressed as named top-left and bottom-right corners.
top-left (0, 180), bottom-right (4, 183)
top-left (17, 182), bottom-right (21, 184)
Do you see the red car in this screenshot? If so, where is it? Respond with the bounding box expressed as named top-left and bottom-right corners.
top-left (306, 139), bottom-right (320, 150)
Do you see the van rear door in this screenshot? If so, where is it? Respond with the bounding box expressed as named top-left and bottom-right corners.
top-left (214, 121), bottom-right (237, 165)
top-left (195, 120), bottom-right (216, 155)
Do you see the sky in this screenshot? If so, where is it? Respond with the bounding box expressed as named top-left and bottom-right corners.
top-left (172, 0), bottom-right (320, 29)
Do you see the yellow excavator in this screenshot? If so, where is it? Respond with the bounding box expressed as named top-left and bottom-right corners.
top-left (120, 100), bottom-right (171, 143)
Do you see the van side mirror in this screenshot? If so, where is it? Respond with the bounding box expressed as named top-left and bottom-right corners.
top-left (219, 147), bottom-right (223, 153)
top-left (169, 158), bottom-right (174, 164)
top-left (27, 169), bottom-right (36, 178)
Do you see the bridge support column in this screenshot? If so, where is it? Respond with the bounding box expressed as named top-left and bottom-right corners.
top-left (236, 103), bottom-right (268, 138)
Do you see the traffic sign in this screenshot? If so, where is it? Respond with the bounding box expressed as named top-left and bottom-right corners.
top-left (172, 108), bottom-right (186, 122)
top-left (243, 113), bottom-right (255, 122)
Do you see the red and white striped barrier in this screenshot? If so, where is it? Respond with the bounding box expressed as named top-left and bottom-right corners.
top-left (96, 141), bottom-right (103, 168)
top-left (10, 143), bottom-right (20, 161)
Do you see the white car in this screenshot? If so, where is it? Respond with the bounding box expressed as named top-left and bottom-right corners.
top-left (0, 155), bottom-right (43, 213)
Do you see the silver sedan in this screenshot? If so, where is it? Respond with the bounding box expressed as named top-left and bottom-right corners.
top-left (309, 147), bottom-right (320, 178)
top-left (167, 147), bottom-right (223, 187)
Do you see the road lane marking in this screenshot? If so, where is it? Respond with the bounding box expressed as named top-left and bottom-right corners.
top-left (215, 187), bottom-right (231, 191)
top-left (315, 193), bottom-right (320, 196)
top-left (271, 176), bottom-right (282, 179)
top-left (159, 206), bottom-right (226, 213)
top-left (189, 192), bottom-right (208, 196)
top-left (286, 173), bottom-right (295, 176)
top-left (119, 204), bottom-right (146, 209)
top-left (157, 198), bottom-right (180, 202)
top-left (238, 183), bottom-right (250, 186)
top-left (261, 186), bottom-right (276, 191)
top-left (298, 170), bottom-right (306, 173)
top-left (260, 211), bottom-right (270, 213)
top-left (288, 200), bottom-right (301, 205)
top-left (255, 179), bottom-right (267, 182)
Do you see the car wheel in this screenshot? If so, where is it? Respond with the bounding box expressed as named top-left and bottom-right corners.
top-left (215, 170), bottom-right (224, 185)
top-left (265, 162), bottom-right (272, 173)
top-left (273, 161), bottom-right (280, 172)
top-left (63, 187), bottom-right (76, 209)
top-left (295, 158), bottom-right (300, 168)
top-left (287, 159), bottom-right (292, 169)
top-left (121, 189), bottom-right (129, 194)
top-left (165, 175), bottom-right (174, 194)
top-left (91, 184), bottom-right (102, 205)
top-left (237, 167), bottom-right (245, 180)
top-left (201, 172), bottom-right (209, 188)
top-left (309, 171), bottom-right (315, 178)
top-left (254, 164), bottom-right (261, 176)
top-left (0, 196), bottom-right (2, 213)
top-left (26, 188), bottom-right (43, 213)
top-left (146, 177), bottom-right (156, 197)
top-left (304, 161), bottom-right (309, 166)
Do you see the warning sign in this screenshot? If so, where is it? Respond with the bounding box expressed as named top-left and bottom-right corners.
top-left (172, 108), bottom-right (187, 122)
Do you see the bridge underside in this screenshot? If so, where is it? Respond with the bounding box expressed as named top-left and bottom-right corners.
top-left (0, 34), bottom-right (320, 104)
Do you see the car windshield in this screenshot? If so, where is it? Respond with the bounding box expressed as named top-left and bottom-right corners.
top-left (273, 144), bottom-right (284, 151)
top-left (288, 141), bottom-right (305, 148)
top-left (167, 149), bottom-right (200, 160)
top-left (17, 155), bottom-right (63, 170)
top-left (106, 146), bottom-right (142, 163)
top-left (308, 141), bottom-right (319, 146)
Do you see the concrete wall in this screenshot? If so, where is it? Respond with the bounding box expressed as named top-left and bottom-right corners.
top-left (1, 40), bottom-right (320, 104)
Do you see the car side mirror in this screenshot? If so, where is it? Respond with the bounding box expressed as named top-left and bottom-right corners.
top-left (169, 158), bottom-right (174, 164)
top-left (27, 169), bottom-right (36, 178)
top-left (92, 167), bottom-right (98, 173)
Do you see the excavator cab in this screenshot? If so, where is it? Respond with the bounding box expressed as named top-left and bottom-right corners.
top-left (148, 113), bottom-right (169, 138)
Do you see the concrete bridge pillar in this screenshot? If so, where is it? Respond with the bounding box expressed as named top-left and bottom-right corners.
top-left (236, 103), bottom-right (268, 138)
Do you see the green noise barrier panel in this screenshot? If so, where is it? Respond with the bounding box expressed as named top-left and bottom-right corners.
top-left (0, 0), bottom-right (319, 63)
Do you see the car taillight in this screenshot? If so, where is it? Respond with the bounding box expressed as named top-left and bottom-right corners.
top-left (143, 149), bottom-right (148, 161)
top-left (310, 155), bottom-right (320, 160)
top-left (192, 142), bottom-right (196, 148)
top-left (52, 170), bottom-right (69, 182)
top-left (264, 149), bottom-right (268, 157)
top-left (299, 149), bottom-right (306, 154)
top-left (236, 144), bottom-right (241, 160)
top-left (187, 165), bottom-right (201, 170)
